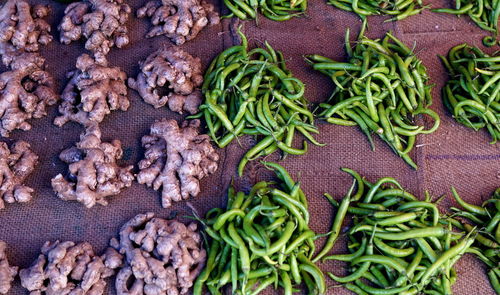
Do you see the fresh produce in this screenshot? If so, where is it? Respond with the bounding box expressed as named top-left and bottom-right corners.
top-left (58, 0), bottom-right (131, 57)
top-left (55, 53), bottom-right (129, 127)
top-left (51, 123), bottom-right (134, 208)
top-left (193, 162), bottom-right (326, 295)
top-left (128, 46), bottom-right (204, 115)
top-left (136, 0), bottom-right (220, 45)
top-left (0, 141), bottom-right (38, 210)
top-left (307, 23), bottom-right (440, 169)
top-left (19, 241), bottom-right (114, 295)
top-left (198, 29), bottom-right (321, 176)
top-left (105, 212), bottom-right (207, 295)
top-left (0, 50), bottom-right (58, 137)
top-left (447, 187), bottom-right (500, 294)
top-left (322, 169), bottom-right (476, 295)
top-left (0, 0), bottom-right (53, 53)
top-left (0, 1), bottom-right (58, 138)
top-left (0, 241), bottom-right (17, 295)
top-left (223, 0), bottom-right (307, 21)
top-left (433, 0), bottom-right (500, 47)
top-left (136, 119), bottom-right (219, 208)
top-left (325, 0), bottom-right (428, 21)
top-left (440, 44), bottom-right (500, 143)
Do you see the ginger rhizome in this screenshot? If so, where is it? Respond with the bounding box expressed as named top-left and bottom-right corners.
top-left (0, 0), bottom-right (52, 53)
top-left (0, 140), bottom-right (38, 210)
top-left (51, 124), bottom-right (134, 208)
top-left (19, 241), bottom-right (114, 295)
top-left (137, 119), bottom-right (219, 208)
top-left (128, 46), bottom-right (203, 114)
top-left (0, 241), bottom-right (17, 295)
top-left (137, 0), bottom-right (220, 45)
top-left (58, 0), bottom-right (131, 57)
top-left (55, 53), bottom-right (129, 127)
top-left (107, 213), bottom-right (207, 295)
top-left (0, 52), bottom-right (58, 137)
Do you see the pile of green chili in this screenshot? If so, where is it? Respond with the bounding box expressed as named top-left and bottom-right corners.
top-left (223, 0), bottom-right (307, 21)
top-left (307, 24), bottom-right (440, 169)
top-left (440, 43), bottom-right (500, 143)
top-left (446, 187), bottom-right (500, 294)
top-left (432, 0), bottom-right (500, 47)
top-left (321, 169), bottom-right (476, 295)
top-left (326, 0), bottom-right (428, 21)
top-left (193, 162), bottom-right (326, 295)
top-left (197, 29), bottom-right (321, 176)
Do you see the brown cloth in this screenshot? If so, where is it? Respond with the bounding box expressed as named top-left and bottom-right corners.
top-left (0, 0), bottom-right (498, 294)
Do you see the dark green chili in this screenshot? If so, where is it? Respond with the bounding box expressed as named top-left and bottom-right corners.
top-left (309, 27), bottom-right (439, 169)
top-left (200, 29), bottom-right (320, 177)
top-left (313, 181), bottom-right (353, 262)
top-left (441, 44), bottom-right (500, 143)
top-left (197, 166), bottom-right (325, 294)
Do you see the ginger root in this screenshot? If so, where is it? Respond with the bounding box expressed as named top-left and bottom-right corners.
top-left (128, 46), bottom-right (203, 114)
top-left (0, 241), bottom-right (18, 295)
top-left (0, 51), bottom-right (58, 137)
top-left (0, 140), bottom-right (38, 210)
top-left (0, 0), bottom-right (52, 53)
top-left (108, 213), bottom-right (207, 295)
top-left (137, 0), bottom-right (220, 45)
top-left (137, 119), bottom-right (219, 208)
top-left (51, 123), bottom-right (134, 208)
top-left (55, 53), bottom-right (129, 127)
top-left (19, 241), bottom-right (114, 295)
top-left (58, 0), bottom-right (131, 57)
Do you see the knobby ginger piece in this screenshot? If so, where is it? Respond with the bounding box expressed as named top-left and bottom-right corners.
top-left (0, 241), bottom-right (18, 295)
top-left (55, 53), bottom-right (129, 127)
top-left (128, 46), bottom-right (203, 114)
top-left (107, 213), bottom-right (207, 295)
top-left (0, 52), bottom-right (58, 137)
top-left (0, 141), bottom-right (38, 210)
top-left (0, 0), bottom-right (52, 54)
top-left (51, 124), bottom-right (134, 208)
top-left (19, 241), bottom-right (115, 295)
top-left (137, 119), bottom-right (219, 208)
top-left (58, 0), bottom-right (131, 57)
top-left (137, 0), bottom-right (220, 45)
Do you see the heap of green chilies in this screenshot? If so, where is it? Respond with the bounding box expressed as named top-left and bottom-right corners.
top-left (448, 187), bottom-right (500, 294)
top-left (432, 0), bottom-right (500, 47)
top-left (223, 0), bottom-right (307, 21)
top-left (326, 0), bottom-right (428, 21)
top-left (440, 44), bottom-right (500, 143)
top-left (322, 169), bottom-right (476, 295)
top-left (307, 24), bottom-right (440, 169)
top-left (198, 30), bottom-right (321, 176)
top-left (193, 162), bottom-right (326, 295)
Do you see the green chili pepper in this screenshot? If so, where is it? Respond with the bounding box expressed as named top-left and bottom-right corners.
top-left (313, 180), bottom-right (354, 262)
top-left (441, 43), bottom-right (500, 142)
top-left (309, 28), bottom-right (438, 169)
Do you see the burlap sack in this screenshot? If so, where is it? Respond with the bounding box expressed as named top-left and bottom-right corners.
top-left (0, 0), bottom-right (498, 294)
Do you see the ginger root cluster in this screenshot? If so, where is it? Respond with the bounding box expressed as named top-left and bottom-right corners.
top-left (55, 54), bottom-right (129, 127)
top-left (0, 241), bottom-right (17, 295)
top-left (107, 213), bottom-right (207, 295)
top-left (19, 241), bottom-right (114, 295)
top-left (0, 140), bottom-right (38, 210)
top-left (128, 46), bottom-right (203, 115)
top-left (137, 0), bottom-right (220, 45)
top-left (0, 0), bottom-right (52, 53)
top-left (0, 1), bottom-right (57, 137)
top-left (137, 119), bottom-right (219, 208)
top-left (58, 0), bottom-right (131, 57)
top-left (0, 52), bottom-right (58, 137)
top-left (51, 124), bottom-right (134, 208)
